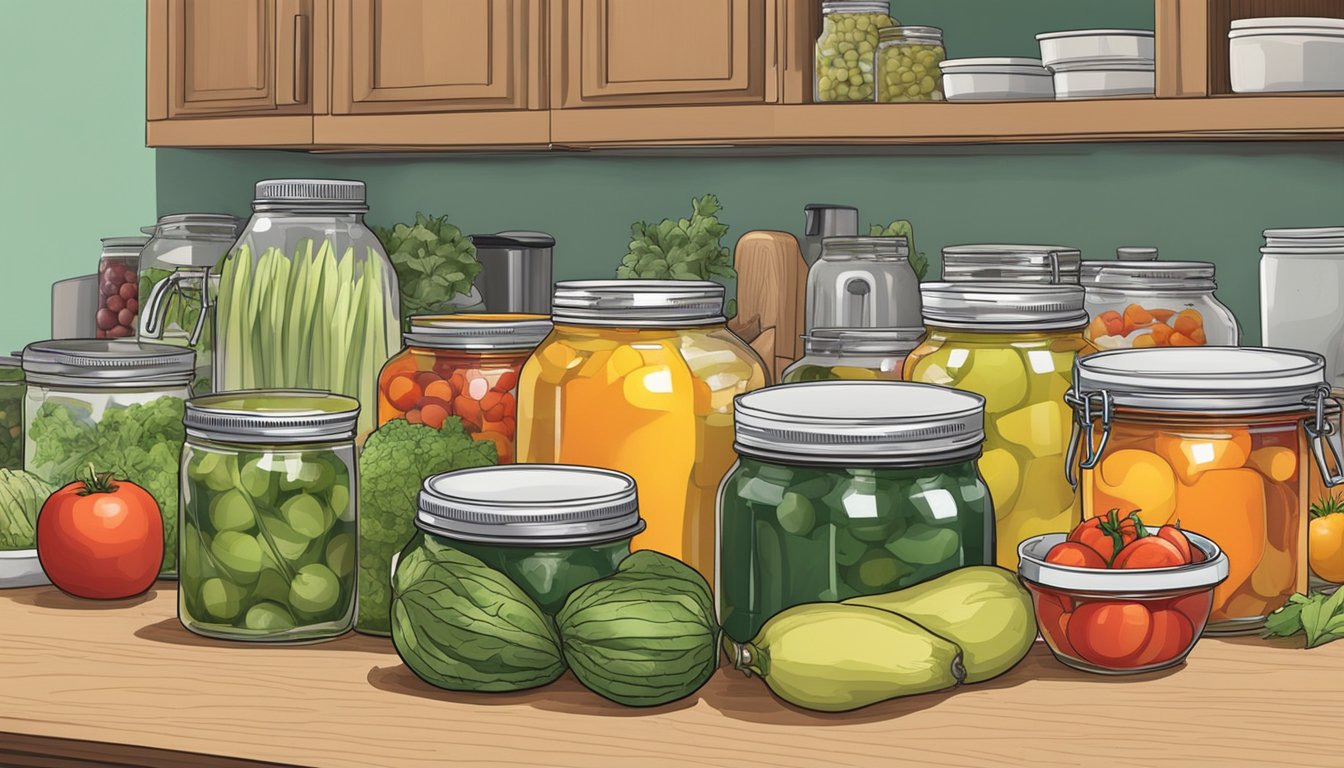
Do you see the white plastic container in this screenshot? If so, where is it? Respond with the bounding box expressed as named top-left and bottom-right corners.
top-left (939, 58), bottom-right (1055, 101)
top-left (1230, 18), bottom-right (1344, 93)
top-left (1051, 60), bottom-right (1155, 99)
top-left (1036, 29), bottom-right (1155, 67)
top-left (1260, 227), bottom-right (1344, 387)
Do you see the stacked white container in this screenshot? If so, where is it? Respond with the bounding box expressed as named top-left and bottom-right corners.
top-left (1260, 227), bottom-right (1344, 387)
top-left (1036, 29), bottom-right (1155, 99)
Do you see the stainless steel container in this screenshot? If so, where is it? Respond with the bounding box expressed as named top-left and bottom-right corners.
top-left (469, 231), bottom-right (554, 314)
top-left (806, 236), bottom-right (923, 330)
top-left (51, 275), bottom-right (99, 339)
top-left (803, 204), bottom-right (859, 267)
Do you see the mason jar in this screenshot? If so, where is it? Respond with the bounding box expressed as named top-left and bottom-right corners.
top-left (815, 1), bottom-right (898, 102)
top-left (876, 26), bottom-right (946, 102)
top-left (0, 356), bottom-right (23, 471)
top-left (1080, 253), bottom-right (1240, 350)
top-left (781, 327), bottom-right (924, 382)
top-left (97, 236), bottom-right (150, 339)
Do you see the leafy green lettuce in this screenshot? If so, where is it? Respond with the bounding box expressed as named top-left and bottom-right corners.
top-left (618, 194), bottom-right (736, 282)
top-left (0, 470), bottom-right (56, 550)
top-left (372, 213), bottom-right (482, 327)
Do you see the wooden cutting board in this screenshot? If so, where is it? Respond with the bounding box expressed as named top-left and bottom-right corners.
top-left (728, 231), bottom-right (807, 383)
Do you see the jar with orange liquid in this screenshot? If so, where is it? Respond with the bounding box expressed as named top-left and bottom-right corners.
top-left (516, 281), bottom-right (768, 586)
top-left (1068, 347), bottom-right (1344, 634)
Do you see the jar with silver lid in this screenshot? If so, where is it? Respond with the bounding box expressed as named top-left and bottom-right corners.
top-left (941, 244), bottom-right (1083, 284)
top-left (781, 327), bottom-right (924, 382)
top-left (179, 390), bottom-right (360, 641)
top-left (806, 236), bottom-right (922, 330)
top-left (1081, 249), bottom-right (1239, 350)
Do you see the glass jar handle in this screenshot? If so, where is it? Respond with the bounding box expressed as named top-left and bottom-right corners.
top-left (141, 268), bottom-right (211, 344)
top-left (1064, 387), bottom-right (1113, 488)
top-left (1305, 386), bottom-right (1344, 488)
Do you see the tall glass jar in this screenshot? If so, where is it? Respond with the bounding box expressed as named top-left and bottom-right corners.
top-left (718, 381), bottom-right (992, 643)
top-left (377, 314), bottom-right (552, 464)
top-left (904, 283), bottom-right (1096, 568)
top-left (22, 340), bottom-right (194, 577)
top-left (1068, 347), bottom-right (1343, 633)
top-left (0, 356), bottom-right (24, 470)
top-left (941, 244), bottom-right (1082, 283)
top-left (214, 179), bottom-right (400, 441)
top-left (516, 280), bottom-right (767, 585)
top-left (781, 327), bottom-right (924, 382)
top-left (97, 237), bottom-right (150, 339)
top-left (876, 26), bottom-right (946, 102)
top-left (180, 390), bottom-right (359, 642)
top-left (815, 1), bottom-right (897, 102)
top-left (1080, 255), bottom-right (1240, 350)
top-left (807, 236), bottom-right (922, 331)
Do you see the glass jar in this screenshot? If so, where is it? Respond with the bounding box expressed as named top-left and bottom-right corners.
top-left (179, 390), bottom-right (359, 642)
top-left (214, 179), bottom-right (401, 441)
top-left (941, 244), bottom-right (1082, 283)
top-left (1080, 254), bottom-right (1240, 350)
top-left (815, 1), bottom-right (897, 102)
top-left (1068, 347), bottom-right (1344, 634)
top-left (1261, 227), bottom-right (1344, 388)
top-left (398, 465), bottom-right (644, 617)
top-left (0, 356), bottom-right (23, 470)
top-left (22, 340), bottom-right (194, 577)
top-left (717, 381), bottom-right (992, 643)
top-left (377, 314), bottom-right (552, 464)
top-left (517, 281), bottom-right (767, 586)
top-left (806, 236), bottom-right (922, 331)
top-left (96, 236), bottom-right (149, 339)
top-left (781, 327), bottom-right (924, 382)
top-left (905, 283), bottom-right (1096, 569)
top-left (138, 214), bottom-right (240, 395)
top-left (876, 26), bottom-right (946, 102)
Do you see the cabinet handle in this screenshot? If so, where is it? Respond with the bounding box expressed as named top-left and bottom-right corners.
top-left (292, 13), bottom-right (309, 105)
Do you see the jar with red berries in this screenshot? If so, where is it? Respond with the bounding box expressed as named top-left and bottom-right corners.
top-left (96, 236), bottom-right (149, 338)
top-left (377, 314), bottom-right (552, 463)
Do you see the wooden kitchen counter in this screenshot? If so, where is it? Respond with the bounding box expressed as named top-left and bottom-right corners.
top-left (1, 582), bottom-right (1340, 768)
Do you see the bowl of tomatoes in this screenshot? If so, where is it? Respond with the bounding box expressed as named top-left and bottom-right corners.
top-left (1017, 510), bottom-right (1229, 675)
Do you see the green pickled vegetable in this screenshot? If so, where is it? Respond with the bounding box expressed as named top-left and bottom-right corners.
top-left (371, 213), bottom-right (482, 329)
top-left (451, 537), bottom-right (628, 616)
top-left (0, 470), bottom-right (55, 550)
top-left (0, 367), bottom-right (23, 470)
top-left (876, 41), bottom-right (946, 102)
top-left (815, 10), bottom-right (896, 102)
top-left (617, 194), bottom-right (736, 282)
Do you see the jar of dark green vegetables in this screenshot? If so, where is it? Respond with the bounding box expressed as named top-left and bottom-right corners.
top-left (0, 357), bottom-right (24, 470)
top-left (717, 381), bottom-right (993, 643)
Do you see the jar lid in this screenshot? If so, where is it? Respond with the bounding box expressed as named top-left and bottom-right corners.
top-left (921, 282), bottom-right (1089, 331)
top-left (22, 339), bottom-right (195, 386)
top-left (1019, 532), bottom-right (1228, 593)
top-left (253, 179), bottom-right (368, 212)
top-left (1116, 246), bottom-right (1158, 261)
top-left (552, 280), bottom-right (725, 327)
top-left (469, 232), bottom-right (556, 249)
top-left (939, 57), bottom-right (1051, 74)
top-left (149, 213), bottom-right (240, 240)
top-left (733, 381), bottom-right (986, 465)
top-left (803, 327), bottom-right (926, 356)
top-left (822, 1), bottom-right (891, 14)
top-left (1230, 17), bottom-right (1344, 38)
top-left (1035, 28), bottom-right (1155, 41)
top-left (404, 314), bottom-right (553, 350)
top-left (820, 236), bottom-right (909, 259)
top-left (417, 465), bottom-right (646, 546)
top-left (878, 25), bottom-right (943, 43)
top-left (941, 244), bottom-right (1082, 283)
top-left (100, 236), bottom-right (151, 253)
top-left (1072, 347), bottom-right (1328, 413)
top-left (1079, 260), bottom-right (1216, 291)
top-left (1263, 227), bottom-right (1344, 249)
top-left (184, 390), bottom-right (360, 444)
top-left (1049, 58), bottom-right (1155, 72)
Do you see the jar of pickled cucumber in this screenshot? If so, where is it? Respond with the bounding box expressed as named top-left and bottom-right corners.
top-left (941, 244), bottom-right (1082, 284)
top-left (717, 381), bottom-right (992, 643)
top-left (780, 327), bottom-right (924, 382)
top-left (180, 391), bottom-right (359, 642)
top-left (1068, 348), bottom-right (1344, 634)
top-left (516, 281), bottom-right (767, 586)
top-left (876, 26), bottom-right (946, 102)
top-left (815, 1), bottom-right (898, 103)
top-left (1080, 254), bottom-right (1240, 350)
top-left (905, 283), bottom-right (1097, 569)
top-left (0, 357), bottom-right (24, 471)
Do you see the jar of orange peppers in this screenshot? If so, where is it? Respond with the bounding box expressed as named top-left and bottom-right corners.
top-left (1079, 254), bottom-right (1239, 350)
top-left (377, 314), bottom-right (552, 463)
top-left (1068, 347), bottom-right (1344, 634)
top-left (516, 281), bottom-right (768, 586)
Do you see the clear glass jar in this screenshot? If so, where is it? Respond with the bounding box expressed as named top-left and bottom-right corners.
top-left (1081, 253), bottom-right (1239, 350)
top-left (517, 281), bottom-right (767, 586)
top-left (807, 236), bottom-right (922, 331)
top-left (214, 179), bottom-right (401, 441)
top-left (1068, 347), bottom-right (1344, 634)
top-left (781, 327), bottom-right (924, 382)
top-left (941, 244), bottom-right (1082, 283)
top-left (179, 390), bottom-right (359, 642)
top-left (377, 314), bottom-right (552, 464)
top-left (876, 26), bottom-right (946, 102)
top-left (815, 1), bottom-right (897, 102)
top-left (905, 283), bottom-right (1097, 569)
top-left (97, 236), bottom-right (149, 339)
top-left (0, 356), bottom-right (23, 471)
top-left (22, 340), bottom-right (194, 577)
top-left (717, 382), bottom-right (992, 643)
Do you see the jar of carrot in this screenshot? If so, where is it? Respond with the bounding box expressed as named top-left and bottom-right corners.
top-left (1068, 347), bottom-right (1344, 634)
top-left (377, 314), bottom-right (552, 463)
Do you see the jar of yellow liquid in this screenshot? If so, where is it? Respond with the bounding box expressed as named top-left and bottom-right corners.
top-left (516, 281), bottom-right (767, 585)
top-left (904, 282), bottom-right (1097, 568)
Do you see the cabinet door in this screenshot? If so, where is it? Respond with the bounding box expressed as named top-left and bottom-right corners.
top-left (553, 0), bottom-right (771, 108)
top-left (332, 0), bottom-right (543, 114)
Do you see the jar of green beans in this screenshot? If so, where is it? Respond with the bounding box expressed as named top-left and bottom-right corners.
top-left (876, 26), bottom-right (947, 102)
top-left (815, 1), bottom-right (897, 103)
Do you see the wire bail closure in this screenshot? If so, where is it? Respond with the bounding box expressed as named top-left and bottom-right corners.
top-left (1305, 385), bottom-right (1344, 488)
top-left (1064, 384), bottom-right (1113, 489)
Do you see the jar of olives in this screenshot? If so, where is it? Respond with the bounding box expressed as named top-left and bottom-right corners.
top-left (96, 237), bottom-right (149, 339)
top-left (815, 1), bottom-right (897, 103)
top-left (876, 26), bottom-right (947, 102)
top-left (180, 390), bottom-right (359, 642)
top-left (780, 327), bottom-right (924, 382)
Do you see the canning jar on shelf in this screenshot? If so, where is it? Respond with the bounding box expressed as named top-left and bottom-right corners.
top-left (179, 390), bottom-right (359, 641)
top-left (717, 381), bottom-right (992, 643)
top-left (0, 356), bottom-right (23, 471)
top-left (1068, 347), bottom-right (1343, 633)
top-left (941, 244), bottom-right (1082, 283)
top-left (516, 280), bottom-right (767, 585)
top-left (780, 327), bottom-right (924, 382)
top-left (876, 26), bottom-right (946, 102)
top-left (904, 282), bottom-right (1096, 569)
top-left (96, 236), bottom-right (150, 339)
top-left (1080, 251), bottom-right (1239, 350)
top-left (815, 1), bottom-right (898, 102)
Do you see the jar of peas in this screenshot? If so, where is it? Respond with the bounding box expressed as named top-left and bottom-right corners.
top-left (876, 26), bottom-right (946, 102)
top-left (781, 328), bottom-right (924, 382)
top-left (815, 1), bottom-right (898, 102)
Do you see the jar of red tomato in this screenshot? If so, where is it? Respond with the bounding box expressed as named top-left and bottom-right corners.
top-left (377, 314), bottom-right (552, 463)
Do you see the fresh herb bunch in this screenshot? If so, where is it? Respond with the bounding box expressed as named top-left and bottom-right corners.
top-left (869, 220), bottom-right (930, 280)
top-left (1264, 590), bottom-right (1344, 648)
top-left (372, 213), bottom-right (482, 325)
top-left (618, 195), bottom-right (736, 281)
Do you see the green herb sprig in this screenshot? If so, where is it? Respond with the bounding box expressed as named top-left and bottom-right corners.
top-left (868, 220), bottom-right (929, 280)
top-left (617, 195), bottom-right (735, 282)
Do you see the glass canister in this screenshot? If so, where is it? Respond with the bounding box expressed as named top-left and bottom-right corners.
top-left (516, 280), bottom-right (767, 586)
top-left (717, 381), bottom-right (992, 643)
top-left (97, 237), bottom-right (150, 339)
top-left (904, 282), bottom-right (1096, 569)
top-left (815, 1), bottom-right (897, 102)
top-left (806, 236), bottom-right (922, 331)
top-left (780, 327), bottom-right (924, 382)
top-left (1080, 254), bottom-right (1240, 350)
top-left (22, 340), bottom-right (194, 576)
top-left (941, 244), bottom-right (1082, 284)
top-left (214, 179), bottom-right (401, 441)
top-left (876, 26), bottom-right (947, 102)
top-left (180, 390), bottom-right (359, 641)
top-left (377, 314), bottom-right (552, 464)
top-left (0, 356), bottom-right (23, 470)
top-left (1067, 347), bottom-right (1344, 634)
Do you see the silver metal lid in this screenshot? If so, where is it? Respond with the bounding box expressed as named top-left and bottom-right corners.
top-left (552, 280), bottom-right (725, 327)
top-left (1072, 347), bottom-right (1328, 413)
top-left (149, 213), bottom-right (240, 240)
top-left (416, 465), bottom-right (645, 546)
top-left (470, 231), bottom-right (556, 249)
top-left (820, 236), bottom-right (909, 260)
top-left (941, 244), bottom-right (1082, 284)
top-left (253, 179), bottom-right (368, 211)
top-left (1116, 246), bottom-right (1159, 261)
top-left (1079, 260), bottom-right (1217, 291)
top-left (878, 25), bottom-right (943, 43)
top-left (1019, 532), bottom-right (1227, 592)
top-left (1263, 227), bottom-right (1344, 250)
top-left (100, 236), bottom-right (151, 253)
top-left (22, 339), bottom-right (195, 387)
top-left (921, 282), bottom-right (1089, 331)
top-left (184, 390), bottom-right (360, 444)
top-left (403, 314), bottom-right (553, 351)
top-left (803, 327), bottom-right (926, 356)
top-left (733, 382), bottom-right (986, 465)
top-left (822, 1), bottom-right (891, 14)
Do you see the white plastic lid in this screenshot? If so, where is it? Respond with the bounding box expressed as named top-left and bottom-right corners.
top-left (1036, 28), bottom-right (1155, 41)
top-left (921, 282), bottom-right (1090, 331)
top-left (1049, 58), bottom-right (1155, 72)
top-left (939, 57), bottom-right (1051, 75)
top-left (552, 281), bottom-right (725, 327)
top-left (1019, 532), bottom-right (1228, 593)
top-left (1230, 17), bottom-right (1344, 38)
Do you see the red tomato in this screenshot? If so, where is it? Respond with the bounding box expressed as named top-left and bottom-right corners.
top-left (1130, 609), bottom-right (1194, 667)
top-left (1156, 525), bottom-right (1193, 563)
top-left (1112, 537), bottom-right (1187, 569)
top-left (36, 471), bottom-right (163, 600)
top-left (1067, 510), bottom-right (1141, 563)
top-left (1168, 591), bottom-right (1213, 626)
top-left (1045, 541), bottom-right (1108, 569)
top-left (1068, 601), bottom-right (1154, 667)
top-left (1034, 590), bottom-right (1076, 657)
